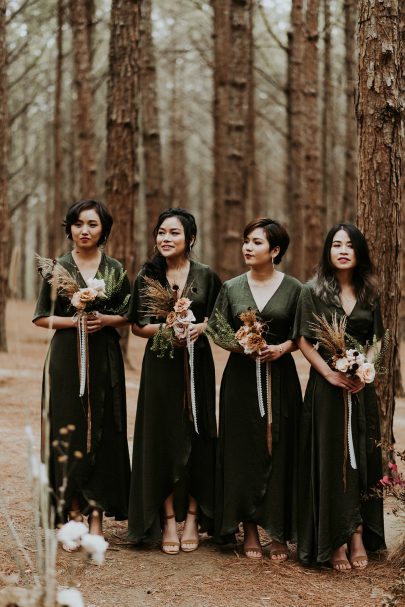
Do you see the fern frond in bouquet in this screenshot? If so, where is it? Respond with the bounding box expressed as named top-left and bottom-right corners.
top-left (206, 310), bottom-right (240, 351)
top-left (345, 330), bottom-right (390, 375)
top-left (94, 267), bottom-right (130, 314)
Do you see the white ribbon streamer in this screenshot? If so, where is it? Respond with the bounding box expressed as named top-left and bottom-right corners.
top-left (347, 391), bottom-right (357, 469)
top-left (78, 315), bottom-right (87, 397)
top-left (256, 359), bottom-right (266, 418)
top-left (187, 331), bottom-right (199, 434)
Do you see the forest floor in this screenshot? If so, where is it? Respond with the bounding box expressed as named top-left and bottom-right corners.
top-left (0, 299), bottom-right (404, 607)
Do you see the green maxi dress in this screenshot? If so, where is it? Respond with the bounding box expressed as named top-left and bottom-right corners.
top-left (127, 260), bottom-right (222, 543)
top-left (33, 252), bottom-right (131, 521)
top-left (293, 282), bottom-right (386, 565)
top-left (211, 273), bottom-right (302, 542)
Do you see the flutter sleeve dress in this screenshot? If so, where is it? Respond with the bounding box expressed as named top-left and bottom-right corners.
top-left (33, 252), bottom-right (131, 521)
top-left (293, 282), bottom-right (385, 565)
top-left (211, 273), bottom-right (302, 544)
top-left (127, 260), bottom-right (222, 543)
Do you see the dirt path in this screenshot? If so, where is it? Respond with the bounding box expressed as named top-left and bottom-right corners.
top-left (0, 300), bottom-right (404, 607)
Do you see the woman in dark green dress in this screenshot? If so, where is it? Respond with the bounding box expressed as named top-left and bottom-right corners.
top-left (293, 223), bottom-right (385, 570)
top-left (127, 208), bottom-right (221, 554)
top-left (211, 218), bottom-right (302, 560)
top-left (33, 200), bottom-right (131, 541)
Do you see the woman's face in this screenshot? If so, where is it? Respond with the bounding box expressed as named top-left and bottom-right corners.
top-left (242, 227), bottom-right (278, 268)
top-left (156, 216), bottom-right (191, 260)
top-left (330, 228), bottom-right (357, 271)
top-left (70, 208), bottom-right (103, 250)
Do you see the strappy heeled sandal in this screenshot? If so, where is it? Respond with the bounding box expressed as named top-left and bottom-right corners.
top-left (180, 510), bottom-right (199, 553)
top-left (161, 514), bottom-right (180, 555)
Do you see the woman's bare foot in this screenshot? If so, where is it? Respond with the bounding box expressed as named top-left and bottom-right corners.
top-left (330, 544), bottom-right (351, 571)
top-left (269, 540), bottom-right (289, 562)
top-left (349, 525), bottom-right (368, 569)
top-left (242, 522), bottom-right (263, 559)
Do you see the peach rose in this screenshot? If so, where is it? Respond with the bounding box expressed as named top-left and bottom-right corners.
top-left (166, 311), bottom-right (177, 327)
top-left (71, 291), bottom-right (86, 310)
top-left (356, 362), bottom-right (375, 383)
top-left (244, 333), bottom-right (266, 354)
top-left (174, 297), bottom-right (191, 314)
top-left (235, 326), bottom-right (249, 341)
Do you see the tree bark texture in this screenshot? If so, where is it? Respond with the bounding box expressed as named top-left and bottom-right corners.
top-left (322, 0), bottom-right (333, 225)
top-left (0, 0), bottom-right (8, 351)
top-left (167, 57), bottom-right (188, 210)
top-left (51, 0), bottom-right (64, 258)
top-left (139, 0), bottom-right (164, 256)
top-left (105, 0), bottom-right (140, 282)
top-left (342, 0), bottom-right (358, 224)
top-left (212, 0), bottom-right (256, 281)
top-left (303, 0), bottom-right (324, 280)
top-left (357, 0), bottom-right (402, 453)
top-left (69, 0), bottom-right (97, 198)
top-left (287, 0), bottom-right (305, 280)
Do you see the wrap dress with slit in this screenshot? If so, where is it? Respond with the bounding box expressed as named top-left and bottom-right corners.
top-left (293, 282), bottom-right (386, 565)
top-left (127, 260), bottom-right (221, 543)
top-left (33, 252), bottom-right (131, 521)
top-left (211, 273), bottom-right (302, 542)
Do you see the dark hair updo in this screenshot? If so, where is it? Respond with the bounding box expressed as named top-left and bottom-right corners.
top-left (64, 199), bottom-right (113, 246)
top-left (144, 207), bottom-right (197, 283)
top-left (314, 222), bottom-right (378, 307)
top-left (243, 218), bottom-right (290, 265)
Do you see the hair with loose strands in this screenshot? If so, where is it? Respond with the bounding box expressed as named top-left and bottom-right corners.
top-left (143, 208), bottom-right (197, 285)
top-left (314, 223), bottom-right (378, 309)
top-left (243, 218), bottom-right (290, 265)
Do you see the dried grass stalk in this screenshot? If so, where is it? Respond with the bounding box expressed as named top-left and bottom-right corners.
top-left (308, 312), bottom-right (347, 356)
top-left (140, 275), bottom-right (176, 318)
top-left (35, 254), bottom-right (78, 299)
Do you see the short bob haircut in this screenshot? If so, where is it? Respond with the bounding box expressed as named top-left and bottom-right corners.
top-left (64, 199), bottom-right (113, 245)
top-left (243, 218), bottom-right (290, 265)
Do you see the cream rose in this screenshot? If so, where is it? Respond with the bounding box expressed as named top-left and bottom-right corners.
top-left (86, 277), bottom-right (106, 297)
top-left (357, 362), bottom-right (375, 383)
top-left (71, 291), bottom-right (86, 310)
top-left (335, 357), bottom-right (349, 373)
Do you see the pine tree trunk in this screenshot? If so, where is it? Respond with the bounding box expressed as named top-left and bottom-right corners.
top-left (69, 0), bottom-right (97, 198)
top-left (357, 0), bottom-right (402, 456)
top-left (303, 0), bottom-right (324, 279)
top-left (212, 0), bottom-right (255, 280)
top-left (322, 0), bottom-right (333, 225)
top-left (342, 0), bottom-right (357, 224)
top-left (140, 0), bottom-right (163, 256)
top-left (51, 0), bottom-right (64, 258)
top-left (0, 0), bottom-right (8, 351)
top-left (287, 0), bottom-right (305, 280)
top-left (168, 57), bottom-right (188, 209)
top-left (105, 0), bottom-right (140, 282)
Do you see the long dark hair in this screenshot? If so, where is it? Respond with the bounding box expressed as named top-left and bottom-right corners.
top-left (64, 199), bottom-right (113, 246)
top-left (143, 208), bottom-right (197, 284)
top-left (314, 223), bottom-right (378, 308)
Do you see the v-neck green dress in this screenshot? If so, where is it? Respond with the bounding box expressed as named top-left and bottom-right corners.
top-left (293, 282), bottom-right (385, 565)
top-left (127, 260), bottom-right (222, 543)
top-left (210, 273), bottom-right (302, 542)
top-left (33, 252), bottom-right (131, 521)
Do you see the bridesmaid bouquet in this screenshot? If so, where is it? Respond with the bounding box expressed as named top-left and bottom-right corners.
top-left (234, 309), bottom-right (267, 354)
top-left (140, 275), bottom-right (196, 359)
top-left (309, 312), bottom-right (388, 487)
